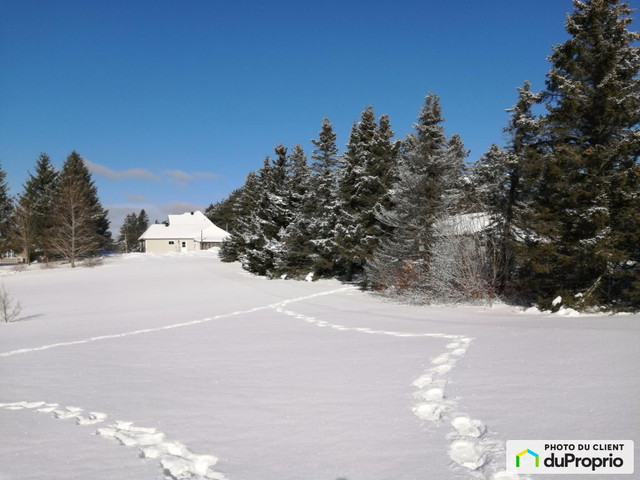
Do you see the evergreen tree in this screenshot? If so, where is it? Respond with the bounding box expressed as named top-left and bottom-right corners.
top-left (12, 200), bottom-right (34, 263)
top-left (137, 209), bottom-right (149, 236)
top-left (47, 151), bottom-right (111, 267)
top-left (118, 213), bottom-right (138, 252)
top-left (219, 172), bottom-right (261, 262)
top-left (367, 93), bottom-right (469, 296)
top-left (205, 191), bottom-right (241, 233)
top-left (16, 154), bottom-right (59, 262)
top-left (308, 117), bottom-right (341, 275)
top-left (520, 0), bottom-right (640, 309)
top-left (117, 209), bottom-right (149, 252)
top-left (0, 164), bottom-right (15, 255)
top-left (237, 146), bottom-right (292, 276)
top-left (334, 107), bottom-right (398, 280)
top-left (277, 144), bottom-right (315, 277)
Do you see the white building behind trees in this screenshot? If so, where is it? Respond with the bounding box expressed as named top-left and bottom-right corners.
top-left (139, 211), bottom-right (230, 254)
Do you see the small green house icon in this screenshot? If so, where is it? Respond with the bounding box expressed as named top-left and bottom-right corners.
top-left (516, 448), bottom-right (539, 467)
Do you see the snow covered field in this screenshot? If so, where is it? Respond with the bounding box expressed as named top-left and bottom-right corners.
top-left (1, 252), bottom-right (638, 480)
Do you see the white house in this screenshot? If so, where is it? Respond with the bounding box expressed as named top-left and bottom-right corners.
top-left (139, 211), bottom-right (230, 254)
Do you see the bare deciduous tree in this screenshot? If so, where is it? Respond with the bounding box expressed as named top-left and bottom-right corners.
top-left (426, 213), bottom-right (496, 303)
top-left (47, 180), bottom-right (100, 268)
top-left (0, 283), bottom-right (22, 323)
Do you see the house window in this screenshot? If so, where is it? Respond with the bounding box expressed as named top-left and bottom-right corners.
top-left (181, 241), bottom-right (186, 248)
top-left (169, 241), bottom-right (175, 245)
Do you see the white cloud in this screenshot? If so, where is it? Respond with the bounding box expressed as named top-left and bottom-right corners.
top-left (84, 160), bottom-right (157, 181)
top-left (126, 194), bottom-right (150, 203)
top-left (163, 169), bottom-right (220, 186)
top-left (164, 170), bottom-right (194, 186)
top-left (82, 159), bottom-right (219, 187)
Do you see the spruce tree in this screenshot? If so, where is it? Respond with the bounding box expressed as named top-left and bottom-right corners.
top-left (0, 164), bottom-right (15, 255)
top-left (367, 93), bottom-right (469, 297)
top-left (205, 191), bottom-right (241, 233)
top-left (15, 154), bottom-right (59, 262)
top-left (334, 107), bottom-right (398, 280)
top-left (118, 213), bottom-right (138, 252)
top-left (278, 144), bottom-right (315, 277)
top-left (12, 200), bottom-right (34, 263)
top-left (117, 209), bottom-right (149, 252)
top-left (521, 0), bottom-right (640, 309)
top-left (308, 117), bottom-right (341, 276)
top-left (137, 209), bottom-right (149, 236)
top-left (219, 172), bottom-right (261, 262)
top-left (238, 146), bottom-right (292, 276)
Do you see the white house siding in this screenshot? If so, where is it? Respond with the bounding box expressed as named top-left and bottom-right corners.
top-left (142, 238), bottom-right (196, 254)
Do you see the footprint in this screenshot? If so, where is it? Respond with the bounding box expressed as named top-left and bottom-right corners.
top-left (448, 439), bottom-right (485, 470)
top-left (36, 403), bottom-right (60, 413)
top-left (53, 406), bottom-right (84, 420)
top-left (450, 348), bottom-right (468, 356)
top-left (413, 402), bottom-right (446, 421)
top-left (77, 411), bottom-right (108, 425)
top-left (433, 363), bottom-right (453, 375)
top-left (451, 415), bottom-right (485, 438)
top-left (431, 353), bottom-right (450, 364)
top-left (412, 374), bottom-right (433, 389)
top-left (418, 387), bottom-right (445, 402)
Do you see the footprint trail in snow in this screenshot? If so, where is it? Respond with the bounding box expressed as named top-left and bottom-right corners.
top-left (273, 304), bottom-right (526, 480)
top-left (0, 401), bottom-right (227, 480)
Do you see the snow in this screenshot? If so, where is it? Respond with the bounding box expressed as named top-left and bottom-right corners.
top-left (1, 252), bottom-right (639, 480)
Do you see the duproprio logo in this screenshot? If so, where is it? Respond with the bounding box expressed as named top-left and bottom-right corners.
top-left (507, 440), bottom-right (634, 474)
top-left (516, 448), bottom-right (539, 468)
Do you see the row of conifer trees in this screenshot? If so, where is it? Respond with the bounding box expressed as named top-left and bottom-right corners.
top-left (209, 0), bottom-right (640, 310)
top-left (0, 152), bottom-right (111, 267)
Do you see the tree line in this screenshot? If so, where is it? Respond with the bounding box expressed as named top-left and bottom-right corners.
top-left (0, 151), bottom-right (112, 267)
top-left (207, 0), bottom-right (639, 311)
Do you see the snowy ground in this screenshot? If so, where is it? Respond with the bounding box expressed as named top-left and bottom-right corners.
top-left (1, 252), bottom-right (638, 480)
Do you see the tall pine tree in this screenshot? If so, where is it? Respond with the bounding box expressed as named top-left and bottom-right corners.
top-left (237, 146), bottom-right (292, 276)
top-left (520, 0), bottom-right (640, 309)
top-left (277, 144), bottom-right (315, 277)
top-left (367, 93), bottom-right (469, 297)
top-left (14, 154), bottom-right (59, 263)
top-left (308, 117), bottom-right (341, 276)
top-left (0, 164), bottom-right (15, 256)
top-left (334, 107), bottom-right (398, 280)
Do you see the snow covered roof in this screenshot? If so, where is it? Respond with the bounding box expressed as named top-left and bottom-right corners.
top-left (139, 211), bottom-right (230, 243)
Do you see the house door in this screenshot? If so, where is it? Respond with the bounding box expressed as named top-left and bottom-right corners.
top-left (181, 241), bottom-right (188, 253)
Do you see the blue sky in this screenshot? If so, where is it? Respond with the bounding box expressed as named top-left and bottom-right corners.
top-left (2, 0), bottom-right (638, 233)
